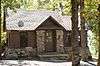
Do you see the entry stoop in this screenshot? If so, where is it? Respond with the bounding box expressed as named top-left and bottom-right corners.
top-left (38, 52), bottom-right (71, 62)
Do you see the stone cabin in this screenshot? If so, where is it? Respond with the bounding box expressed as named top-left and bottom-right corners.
top-left (6, 10), bottom-right (83, 55)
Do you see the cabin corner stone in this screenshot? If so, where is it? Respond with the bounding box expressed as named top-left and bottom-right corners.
top-left (37, 30), bottom-right (45, 54)
top-left (56, 30), bottom-right (64, 53)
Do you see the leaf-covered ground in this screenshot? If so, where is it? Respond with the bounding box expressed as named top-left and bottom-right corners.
top-left (0, 60), bottom-right (97, 66)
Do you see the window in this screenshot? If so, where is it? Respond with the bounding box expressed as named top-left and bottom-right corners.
top-left (20, 31), bottom-right (28, 48)
top-left (64, 31), bottom-right (71, 47)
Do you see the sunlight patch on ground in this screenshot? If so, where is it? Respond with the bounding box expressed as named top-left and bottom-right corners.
top-left (0, 60), bottom-right (97, 66)
top-left (0, 60), bottom-right (71, 66)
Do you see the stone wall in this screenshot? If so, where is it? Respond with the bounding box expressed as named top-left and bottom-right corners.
top-left (36, 30), bottom-right (45, 54)
top-left (36, 30), bottom-right (65, 54)
top-left (56, 30), bottom-right (64, 53)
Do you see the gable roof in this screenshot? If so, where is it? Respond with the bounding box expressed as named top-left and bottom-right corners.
top-left (6, 10), bottom-right (78, 31)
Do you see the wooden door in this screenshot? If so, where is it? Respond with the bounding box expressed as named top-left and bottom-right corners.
top-left (45, 30), bottom-right (56, 52)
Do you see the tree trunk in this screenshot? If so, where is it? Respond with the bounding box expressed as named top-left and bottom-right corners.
top-left (71, 0), bottom-right (80, 66)
top-left (97, 4), bottom-right (100, 66)
top-left (3, 6), bottom-right (7, 32)
top-left (80, 0), bottom-right (92, 61)
top-left (0, 6), bottom-right (1, 44)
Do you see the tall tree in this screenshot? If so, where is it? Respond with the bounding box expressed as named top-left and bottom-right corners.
top-left (97, 4), bottom-right (100, 66)
top-left (71, 0), bottom-right (80, 66)
top-left (80, 0), bottom-right (92, 61)
top-left (0, 4), bottom-right (1, 44)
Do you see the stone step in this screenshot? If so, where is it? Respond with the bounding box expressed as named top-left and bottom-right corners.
top-left (38, 54), bottom-right (68, 57)
top-left (38, 53), bottom-right (71, 61)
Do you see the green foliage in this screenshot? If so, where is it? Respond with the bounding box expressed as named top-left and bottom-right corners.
top-left (36, 0), bottom-right (71, 15)
top-left (18, 0), bottom-right (71, 15)
top-left (19, 0), bottom-right (38, 10)
top-left (0, 32), bottom-right (6, 48)
top-left (84, 0), bottom-right (99, 32)
top-left (84, 0), bottom-right (100, 58)
top-left (1, 0), bottom-right (20, 11)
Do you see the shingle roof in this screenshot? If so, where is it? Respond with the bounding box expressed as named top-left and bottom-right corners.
top-left (6, 10), bottom-right (79, 31)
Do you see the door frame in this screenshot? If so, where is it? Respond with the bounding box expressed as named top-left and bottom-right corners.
top-left (45, 30), bottom-right (56, 52)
